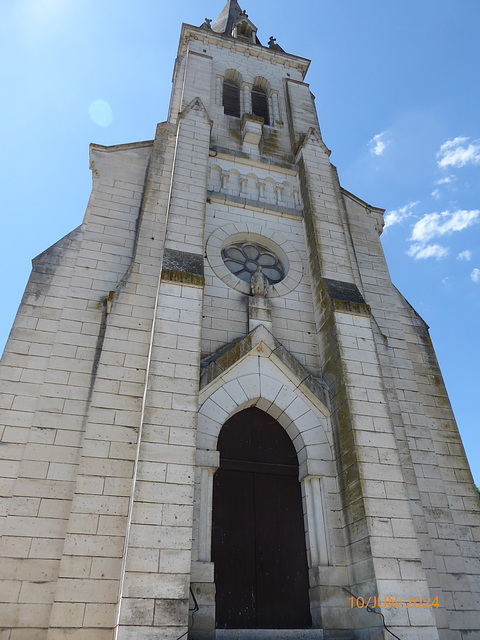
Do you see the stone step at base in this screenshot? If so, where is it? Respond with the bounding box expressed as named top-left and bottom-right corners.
top-left (214, 632), bottom-right (355, 640)
top-left (215, 631), bottom-right (324, 640)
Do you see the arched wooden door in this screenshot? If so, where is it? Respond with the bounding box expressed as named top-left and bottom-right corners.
top-left (212, 407), bottom-right (311, 629)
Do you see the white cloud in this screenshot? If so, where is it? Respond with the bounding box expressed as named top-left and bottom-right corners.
top-left (407, 244), bottom-right (449, 260)
top-left (411, 209), bottom-right (480, 243)
top-left (383, 201), bottom-right (418, 230)
top-left (369, 132), bottom-right (388, 156)
top-left (437, 136), bottom-right (480, 169)
top-left (431, 189), bottom-right (440, 199)
top-left (435, 175), bottom-right (455, 185)
top-left (471, 268), bottom-right (480, 283)
top-left (457, 250), bottom-right (472, 261)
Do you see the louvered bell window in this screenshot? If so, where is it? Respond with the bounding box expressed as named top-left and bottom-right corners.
top-left (223, 79), bottom-right (240, 117)
top-left (252, 86), bottom-right (269, 125)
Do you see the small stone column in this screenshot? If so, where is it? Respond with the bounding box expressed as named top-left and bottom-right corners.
top-left (197, 459), bottom-right (219, 562)
top-left (242, 83), bottom-right (252, 114)
top-left (190, 450), bottom-right (219, 639)
top-left (275, 185), bottom-right (283, 204)
top-left (271, 91), bottom-right (281, 125)
top-left (303, 475), bottom-right (331, 567)
top-left (258, 180), bottom-right (266, 200)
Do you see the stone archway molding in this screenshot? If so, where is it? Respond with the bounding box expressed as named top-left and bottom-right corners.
top-left (200, 323), bottom-right (329, 420)
top-left (195, 324), bottom-right (334, 565)
top-left (191, 326), bottom-right (338, 635)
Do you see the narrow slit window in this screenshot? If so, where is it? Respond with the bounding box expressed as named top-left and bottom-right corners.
top-left (251, 86), bottom-right (269, 125)
top-left (223, 79), bottom-right (240, 117)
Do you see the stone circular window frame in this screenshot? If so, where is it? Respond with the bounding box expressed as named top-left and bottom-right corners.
top-left (206, 223), bottom-right (303, 297)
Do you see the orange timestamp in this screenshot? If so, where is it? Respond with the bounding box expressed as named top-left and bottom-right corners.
top-left (349, 596), bottom-right (439, 610)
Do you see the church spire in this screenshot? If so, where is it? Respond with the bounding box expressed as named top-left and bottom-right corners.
top-left (210, 1), bottom-right (261, 45)
top-left (211, 0), bottom-right (244, 35)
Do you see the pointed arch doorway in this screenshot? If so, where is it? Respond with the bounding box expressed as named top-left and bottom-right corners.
top-left (212, 407), bottom-right (312, 629)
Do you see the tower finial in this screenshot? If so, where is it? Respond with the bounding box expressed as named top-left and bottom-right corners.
top-left (268, 35), bottom-right (285, 52)
top-left (200, 17), bottom-right (212, 30)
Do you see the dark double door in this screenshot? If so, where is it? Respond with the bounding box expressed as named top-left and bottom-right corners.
top-left (212, 408), bottom-right (311, 629)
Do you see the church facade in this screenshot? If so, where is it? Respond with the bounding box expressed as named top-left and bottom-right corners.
top-left (1, 2), bottom-right (479, 639)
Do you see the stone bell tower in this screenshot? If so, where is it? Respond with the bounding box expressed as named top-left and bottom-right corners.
top-left (0, 2), bottom-right (479, 639)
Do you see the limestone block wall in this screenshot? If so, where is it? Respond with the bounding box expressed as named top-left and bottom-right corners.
top-left (0, 228), bottom-right (81, 535)
top-left (202, 200), bottom-right (321, 374)
top-left (286, 78), bottom-right (321, 151)
top-left (170, 25), bottom-right (308, 162)
top-left (0, 142), bottom-right (152, 638)
top-left (114, 97), bottom-right (211, 640)
top-left (164, 99), bottom-right (212, 256)
top-left (0, 98), bottom-right (211, 638)
top-left (292, 127), bottom-right (447, 637)
top-left (343, 190), bottom-right (480, 639)
top-left (298, 136), bottom-right (362, 287)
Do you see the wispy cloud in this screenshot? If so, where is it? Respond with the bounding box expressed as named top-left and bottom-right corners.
top-left (471, 268), bottom-right (480, 283)
top-left (383, 201), bottom-right (418, 230)
top-left (369, 132), bottom-right (389, 156)
top-left (457, 250), bottom-right (472, 261)
top-left (411, 209), bottom-right (480, 243)
top-left (437, 137), bottom-right (480, 169)
top-left (432, 175), bottom-right (455, 199)
top-left (435, 175), bottom-right (455, 186)
top-left (408, 244), bottom-right (449, 260)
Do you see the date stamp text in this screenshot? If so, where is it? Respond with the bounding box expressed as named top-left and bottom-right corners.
top-left (349, 596), bottom-right (439, 610)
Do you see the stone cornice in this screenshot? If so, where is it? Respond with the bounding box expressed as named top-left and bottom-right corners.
top-left (210, 146), bottom-right (297, 173)
top-left (341, 187), bottom-right (385, 216)
top-left (89, 140), bottom-right (153, 154)
top-left (178, 23), bottom-right (310, 78)
top-left (207, 191), bottom-right (303, 220)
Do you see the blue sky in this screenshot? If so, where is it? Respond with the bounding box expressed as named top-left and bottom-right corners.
top-left (1, 0), bottom-right (479, 485)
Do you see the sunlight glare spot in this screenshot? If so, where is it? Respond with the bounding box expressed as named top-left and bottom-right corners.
top-left (89, 100), bottom-right (113, 127)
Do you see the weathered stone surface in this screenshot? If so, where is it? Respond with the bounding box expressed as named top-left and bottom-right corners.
top-left (0, 5), bottom-right (478, 640)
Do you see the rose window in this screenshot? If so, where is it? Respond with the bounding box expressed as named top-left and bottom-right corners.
top-left (221, 242), bottom-right (285, 285)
